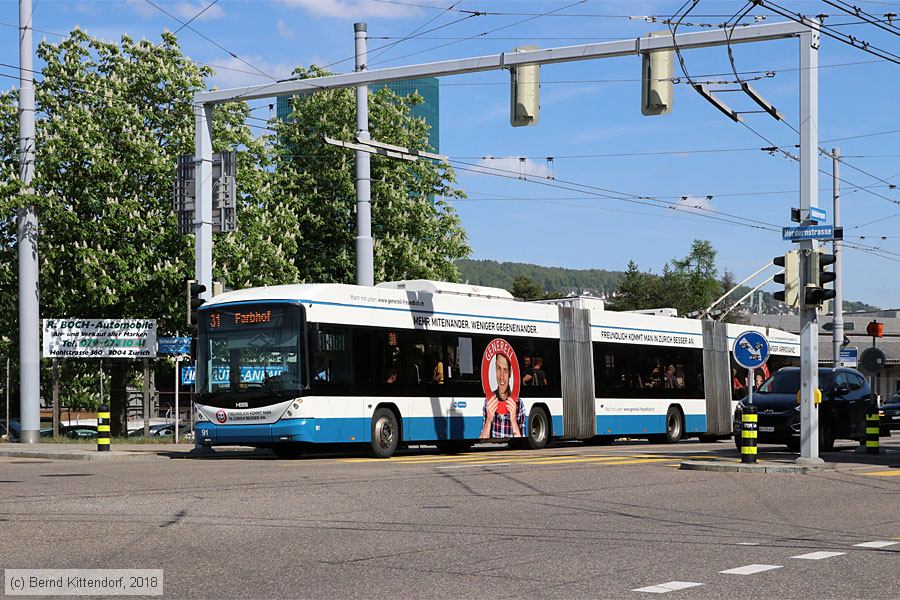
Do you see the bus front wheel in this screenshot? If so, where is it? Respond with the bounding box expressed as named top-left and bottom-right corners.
top-left (526, 407), bottom-right (551, 450)
top-left (367, 408), bottom-right (399, 458)
top-left (664, 406), bottom-right (684, 444)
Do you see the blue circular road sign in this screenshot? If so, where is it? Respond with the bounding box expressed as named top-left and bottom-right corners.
top-left (733, 330), bottom-right (770, 370)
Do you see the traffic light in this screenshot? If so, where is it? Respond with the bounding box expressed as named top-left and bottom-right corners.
top-left (803, 249), bottom-right (836, 307)
top-left (510, 45), bottom-right (540, 127)
top-left (773, 250), bottom-right (800, 308)
top-left (187, 279), bottom-right (207, 326)
top-left (641, 31), bottom-right (674, 116)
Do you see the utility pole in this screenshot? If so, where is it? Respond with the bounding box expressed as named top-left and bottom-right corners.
top-left (797, 22), bottom-right (822, 464)
top-left (18, 0), bottom-right (40, 444)
top-left (354, 22), bottom-right (374, 287)
top-left (832, 147), bottom-right (844, 367)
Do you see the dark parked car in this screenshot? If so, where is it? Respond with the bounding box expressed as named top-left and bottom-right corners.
top-left (734, 367), bottom-right (873, 452)
top-left (880, 393), bottom-right (900, 435)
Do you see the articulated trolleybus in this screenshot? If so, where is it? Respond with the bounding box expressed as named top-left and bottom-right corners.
top-left (193, 280), bottom-right (798, 458)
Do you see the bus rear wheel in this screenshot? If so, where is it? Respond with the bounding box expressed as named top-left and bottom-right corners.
top-left (526, 407), bottom-right (551, 450)
top-left (367, 408), bottom-right (399, 458)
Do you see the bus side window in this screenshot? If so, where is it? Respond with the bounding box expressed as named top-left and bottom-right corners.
top-left (310, 325), bottom-right (352, 384)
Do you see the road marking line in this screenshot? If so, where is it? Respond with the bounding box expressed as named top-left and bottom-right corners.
top-left (720, 564), bottom-right (782, 575)
top-left (863, 469), bottom-right (900, 477)
top-left (632, 581), bottom-right (703, 593)
top-left (737, 542), bottom-right (760, 546)
top-left (435, 463), bottom-right (510, 469)
top-left (854, 541), bottom-right (899, 548)
top-left (791, 551), bottom-right (845, 560)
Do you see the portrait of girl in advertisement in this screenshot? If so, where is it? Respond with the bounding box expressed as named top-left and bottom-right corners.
top-left (479, 338), bottom-right (526, 439)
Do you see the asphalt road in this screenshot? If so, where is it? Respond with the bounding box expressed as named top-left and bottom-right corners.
top-left (1, 436), bottom-right (898, 599)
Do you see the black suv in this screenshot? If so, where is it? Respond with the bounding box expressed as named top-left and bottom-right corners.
top-left (733, 367), bottom-right (874, 452)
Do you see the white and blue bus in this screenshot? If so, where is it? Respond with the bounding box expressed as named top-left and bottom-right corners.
top-left (193, 280), bottom-right (799, 458)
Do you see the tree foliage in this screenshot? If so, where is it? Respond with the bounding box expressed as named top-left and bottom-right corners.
top-left (510, 275), bottom-right (547, 301)
top-left (457, 259), bottom-right (624, 294)
top-left (610, 240), bottom-right (724, 316)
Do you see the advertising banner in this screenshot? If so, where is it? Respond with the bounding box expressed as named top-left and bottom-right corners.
top-left (42, 319), bottom-right (157, 359)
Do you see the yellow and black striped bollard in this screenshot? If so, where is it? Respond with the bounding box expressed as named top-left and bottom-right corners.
top-left (866, 406), bottom-right (880, 456)
top-left (741, 405), bottom-right (758, 464)
top-left (97, 402), bottom-right (110, 452)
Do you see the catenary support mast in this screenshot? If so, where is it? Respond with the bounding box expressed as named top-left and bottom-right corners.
top-left (354, 23), bottom-right (374, 286)
top-left (18, 0), bottom-right (40, 444)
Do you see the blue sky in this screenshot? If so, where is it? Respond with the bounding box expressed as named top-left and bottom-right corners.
top-left (3, 0), bottom-right (900, 308)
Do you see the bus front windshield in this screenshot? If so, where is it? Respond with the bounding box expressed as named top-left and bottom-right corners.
top-left (198, 303), bottom-right (303, 402)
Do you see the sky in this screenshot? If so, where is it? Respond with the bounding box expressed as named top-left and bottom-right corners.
top-left (2, 0), bottom-right (900, 308)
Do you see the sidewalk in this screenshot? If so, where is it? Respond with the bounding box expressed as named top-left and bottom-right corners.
top-left (681, 444), bottom-right (900, 473)
top-left (0, 442), bottom-right (208, 461)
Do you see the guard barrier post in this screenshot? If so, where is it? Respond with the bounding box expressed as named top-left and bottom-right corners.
top-left (741, 405), bottom-right (758, 464)
top-left (97, 403), bottom-right (110, 452)
top-left (866, 406), bottom-right (880, 456)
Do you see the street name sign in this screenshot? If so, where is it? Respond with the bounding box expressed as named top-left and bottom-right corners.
top-left (782, 225), bottom-right (843, 241)
top-left (42, 319), bottom-right (157, 359)
top-left (809, 206), bottom-right (827, 223)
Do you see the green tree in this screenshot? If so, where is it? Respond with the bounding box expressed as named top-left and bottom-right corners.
top-left (510, 275), bottom-right (546, 301)
top-left (610, 261), bottom-right (655, 311)
top-left (272, 66), bottom-right (470, 284)
top-left (611, 241), bottom-right (723, 316)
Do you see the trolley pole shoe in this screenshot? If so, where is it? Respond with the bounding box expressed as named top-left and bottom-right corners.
top-left (866, 407), bottom-right (880, 456)
top-left (97, 403), bottom-right (110, 452)
top-left (740, 405), bottom-right (758, 464)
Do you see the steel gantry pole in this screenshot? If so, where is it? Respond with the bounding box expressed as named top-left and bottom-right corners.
top-left (354, 22), bottom-right (374, 287)
top-left (18, 0), bottom-right (40, 444)
top-left (798, 22), bottom-right (822, 464)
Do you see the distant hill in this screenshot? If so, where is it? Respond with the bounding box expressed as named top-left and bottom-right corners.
top-left (456, 259), bottom-right (624, 296)
top-left (456, 259), bottom-right (880, 313)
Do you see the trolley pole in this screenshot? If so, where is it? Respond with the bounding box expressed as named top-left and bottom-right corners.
top-left (832, 148), bottom-right (844, 367)
top-left (17, 0), bottom-right (40, 444)
top-left (354, 22), bottom-right (374, 287)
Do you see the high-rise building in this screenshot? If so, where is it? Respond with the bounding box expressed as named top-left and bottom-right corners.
top-left (276, 77), bottom-right (440, 151)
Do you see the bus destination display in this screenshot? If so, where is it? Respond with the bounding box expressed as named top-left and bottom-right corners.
top-left (206, 306), bottom-right (287, 331)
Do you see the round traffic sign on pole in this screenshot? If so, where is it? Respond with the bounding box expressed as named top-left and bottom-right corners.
top-left (858, 347), bottom-right (886, 376)
top-left (732, 331), bottom-right (771, 370)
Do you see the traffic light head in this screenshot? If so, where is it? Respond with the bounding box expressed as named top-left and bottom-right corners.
top-left (187, 279), bottom-right (207, 326)
top-left (510, 46), bottom-right (540, 127)
top-left (802, 249), bottom-right (836, 308)
top-left (641, 31), bottom-right (674, 116)
top-left (772, 250), bottom-right (799, 308)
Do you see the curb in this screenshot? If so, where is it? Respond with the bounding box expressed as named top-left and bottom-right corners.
top-left (0, 449), bottom-right (158, 461)
top-left (680, 459), bottom-right (836, 473)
